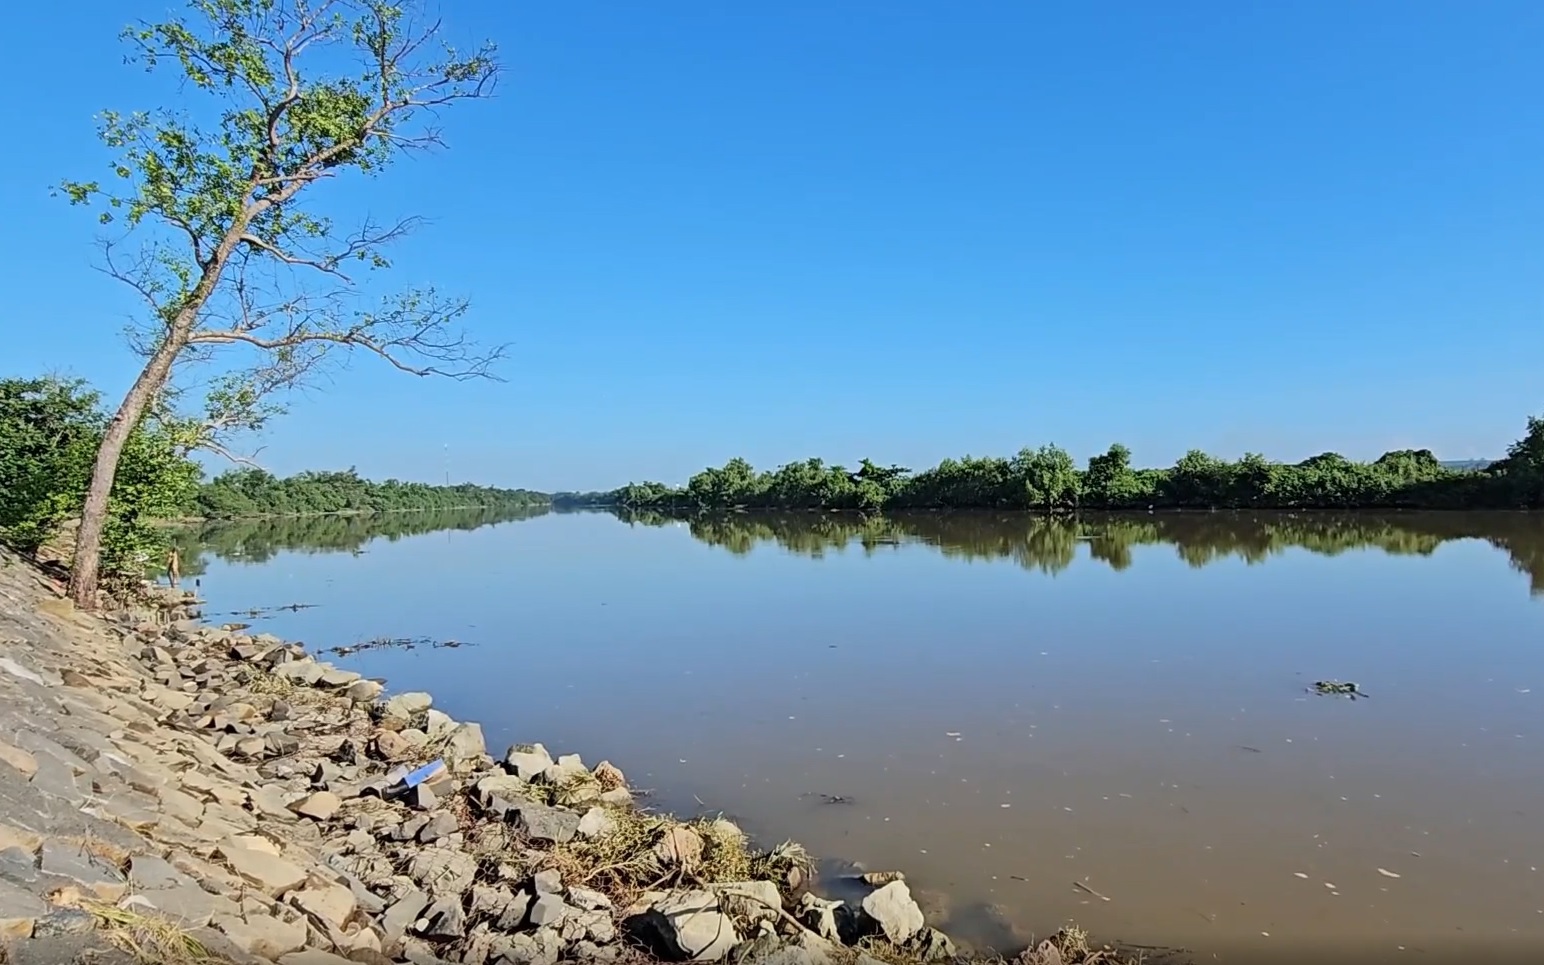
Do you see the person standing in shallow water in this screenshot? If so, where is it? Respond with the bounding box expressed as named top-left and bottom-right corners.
top-left (165, 547), bottom-right (180, 589)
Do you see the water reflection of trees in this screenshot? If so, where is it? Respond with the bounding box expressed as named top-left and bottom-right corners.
top-left (614, 509), bottom-right (1544, 592)
top-left (170, 506), bottom-right (549, 576)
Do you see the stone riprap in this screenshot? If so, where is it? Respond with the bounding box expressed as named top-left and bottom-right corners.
top-left (0, 548), bottom-right (1029, 965)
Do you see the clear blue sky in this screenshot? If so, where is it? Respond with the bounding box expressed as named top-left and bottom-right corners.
top-left (5, 1), bottom-right (1542, 492)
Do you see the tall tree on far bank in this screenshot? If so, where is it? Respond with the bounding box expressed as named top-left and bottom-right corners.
top-left (59, 0), bottom-right (502, 605)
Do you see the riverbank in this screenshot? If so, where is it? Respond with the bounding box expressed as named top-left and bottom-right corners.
top-left (0, 547), bottom-right (1140, 965)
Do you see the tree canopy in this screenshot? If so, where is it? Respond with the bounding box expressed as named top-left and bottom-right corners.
top-left (0, 377), bottom-right (201, 588)
top-left (602, 420), bottom-right (1542, 513)
top-left (193, 468), bottom-right (548, 518)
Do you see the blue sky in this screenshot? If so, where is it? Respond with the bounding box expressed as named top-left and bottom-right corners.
top-left (5, 1), bottom-right (1543, 492)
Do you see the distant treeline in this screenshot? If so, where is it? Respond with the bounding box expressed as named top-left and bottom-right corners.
top-left (603, 417), bottom-right (1544, 513)
top-left (193, 468), bottom-right (550, 519)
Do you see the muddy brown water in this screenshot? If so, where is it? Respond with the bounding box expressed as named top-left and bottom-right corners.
top-left (182, 510), bottom-right (1544, 961)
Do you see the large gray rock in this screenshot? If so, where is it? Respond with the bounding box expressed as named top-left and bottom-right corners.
top-left (709, 880), bottom-right (783, 927)
top-left (508, 802), bottom-right (582, 845)
top-left (734, 933), bottom-right (838, 965)
top-left (345, 679), bottom-right (383, 702)
top-left (316, 667), bottom-right (361, 688)
top-left (567, 886), bottom-right (613, 911)
top-left (127, 854), bottom-right (192, 891)
top-left (474, 773), bottom-right (529, 807)
top-left (0, 878), bottom-right (49, 939)
top-left (417, 811), bottom-right (458, 844)
top-left (423, 710), bottom-right (456, 739)
top-left (858, 880), bottom-right (925, 944)
top-left (215, 841), bottom-right (308, 895)
top-left (213, 913), bottom-right (309, 960)
top-left (912, 926), bottom-right (957, 961)
top-left (442, 723), bottom-right (486, 768)
top-left (503, 743), bottom-right (553, 781)
top-left (417, 895), bottom-right (466, 940)
top-left (288, 790), bottom-right (342, 821)
top-left (134, 883), bottom-right (241, 927)
top-left (380, 890), bottom-right (432, 941)
top-left (576, 807), bottom-right (616, 839)
top-left (526, 893), bottom-right (572, 928)
top-left (496, 928), bottom-right (563, 965)
top-left (273, 661), bottom-right (324, 686)
top-left (575, 909), bottom-right (615, 943)
top-left (0, 739), bottom-right (38, 779)
top-left (278, 951), bottom-right (358, 965)
top-left (539, 754), bottom-right (588, 786)
top-left (380, 692), bottom-right (432, 721)
top-left (635, 890), bottom-right (739, 962)
top-left (39, 840), bottom-right (127, 899)
top-left (408, 848), bottom-right (477, 899)
top-left (797, 893), bottom-right (843, 942)
top-left (291, 882), bottom-right (356, 928)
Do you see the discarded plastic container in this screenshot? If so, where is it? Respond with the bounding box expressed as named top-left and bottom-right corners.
top-left (382, 759), bottom-right (446, 800)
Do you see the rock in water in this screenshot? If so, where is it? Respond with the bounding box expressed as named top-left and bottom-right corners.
top-left (859, 880), bottom-right (925, 944)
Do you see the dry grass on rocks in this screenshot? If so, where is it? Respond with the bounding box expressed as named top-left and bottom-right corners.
top-left (486, 802), bottom-right (815, 914)
top-left (86, 904), bottom-right (213, 965)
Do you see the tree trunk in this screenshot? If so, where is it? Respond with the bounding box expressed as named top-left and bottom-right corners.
top-left (67, 341), bottom-right (182, 607)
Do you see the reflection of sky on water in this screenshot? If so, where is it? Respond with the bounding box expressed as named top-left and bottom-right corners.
top-left (186, 510), bottom-right (1544, 950)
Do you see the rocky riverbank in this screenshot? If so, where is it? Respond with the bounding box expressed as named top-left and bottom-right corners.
top-left (0, 547), bottom-right (1132, 965)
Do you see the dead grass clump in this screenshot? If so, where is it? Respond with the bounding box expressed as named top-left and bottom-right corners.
top-left (748, 839), bottom-right (815, 898)
top-left (546, 773), bottom-right (603, 807)
top-left (1015, 926), bottom-right (1146, 965)
top-left (537, 807), bottom-right (671, 904)
top-left (465, 821), bottom-right (527, 869)
top-left (687, 816), bottom-right (753, 883)
top-left (237, 667), bottom-right (295, 697)
top-left (844, 937), bottom-right (932, 965)
top-left (87, 903), bottom-right (213, 964)
top-left (523, 807), bottom-right (812, 911)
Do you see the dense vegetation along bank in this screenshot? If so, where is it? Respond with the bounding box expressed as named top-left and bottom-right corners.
top-left (0, 376), bottom-right (549, 591)
top-left (0, 550), bottom-right (1128, 965)
top-left (192, 468), bottom-right (549, 520)
top-left (597, 415), bottom-right (1544, 513)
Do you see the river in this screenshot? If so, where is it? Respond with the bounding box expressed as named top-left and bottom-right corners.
top-left (175, 509), bottom-right (1544, 960)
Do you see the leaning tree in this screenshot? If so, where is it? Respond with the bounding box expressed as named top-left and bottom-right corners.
top-left (60, 0), bottom-right (503, 605)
